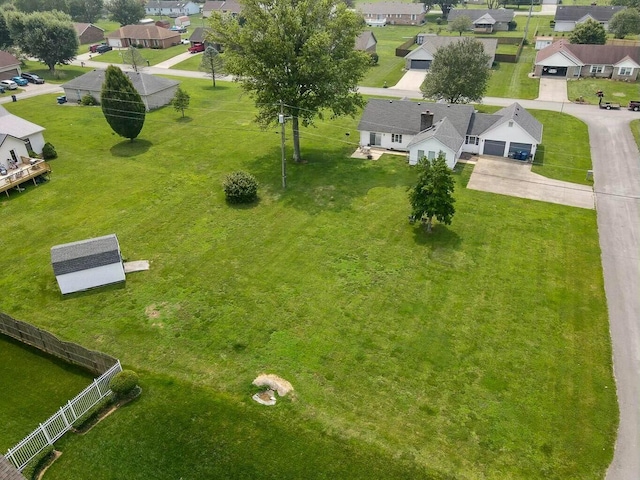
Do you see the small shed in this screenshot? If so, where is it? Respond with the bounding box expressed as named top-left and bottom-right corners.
top-left (51, 234), bottom-right (125, 294)
top-left (175, 15), bottom-right (190, 26)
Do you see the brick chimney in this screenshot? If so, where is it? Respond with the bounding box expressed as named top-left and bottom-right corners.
top-left (420, 111), bottom-right (434, 131)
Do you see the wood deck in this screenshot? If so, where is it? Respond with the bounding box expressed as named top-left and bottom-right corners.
top-left (0, 157), bottom-right (51, 198)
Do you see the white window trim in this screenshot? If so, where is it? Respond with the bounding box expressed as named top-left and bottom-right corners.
top-left (619, 66), bottom-right (633, 76)
top-left (590, 65), bottom-right (604, 74)
top-left (392, 133), bottom-right (403, 143)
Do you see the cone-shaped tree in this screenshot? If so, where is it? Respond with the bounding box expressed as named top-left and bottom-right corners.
top-left (101, 65), bottom-right (145, 141)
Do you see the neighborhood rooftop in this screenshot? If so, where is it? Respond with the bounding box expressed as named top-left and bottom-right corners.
top-left (62, 70), bottom-right (179, 96)
top-left (107, 25), bottom-right (180, 41)
top-left (51, 234), bottom-right (122, 276)
top-left (0, 105), bottom-right (45, 138)
top-left (554, 5), bottom-right (625, 21)
top-left (357, 2), bottom-right (426, 15)
top-left (447, 9), bottom-right (514, 22)
top-left (536, 39), bottom-right (640, 65)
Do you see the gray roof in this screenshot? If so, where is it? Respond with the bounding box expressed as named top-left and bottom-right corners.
top-left (189, 26), bottom-right (212, 43)
top-left (407, 36), bottom-right (498, 62)
top-left (62, 70), bottom-right (179, 96)
top-left (0, 105), bottom-right (45, 139)
top-left (407, 117), bottom-right (464, 152)
top-left (51, 234), bottom-right (122, 276)
top-left (493, 102), bottom-right (543, 142)
top-left (554, 5), bottom-right (624, 22)
top-left (146, 1), bottom-right (193, 8)
top-left (355, 31), bottom-right (377, 51)
top-left (203, 0), bottom-right (242, 14)
top-left (447, 8), bottom-right (514, 23)
top-left (358, 2), bottom-right (426, 15)
top-left (466, 112), bottom-right (500, 135)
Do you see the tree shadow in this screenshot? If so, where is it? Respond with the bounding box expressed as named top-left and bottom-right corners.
top-left (411, 222), bottom-right (462, 251)
top-left (225, 198), bottom-right (261, 209)
top-left (201, 83), bottom-right (231, 92)
top-left (110, 139), bottom-right (153, 157)
top-left (176, 116), bottom-right (193, 123)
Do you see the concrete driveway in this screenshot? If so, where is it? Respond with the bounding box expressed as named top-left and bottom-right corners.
top-left (466, 156), bottom-right (595, 209)
top-left (390, 70), bottom-right (426, 92)
top-left (537, 77), bottom-right (568, 102)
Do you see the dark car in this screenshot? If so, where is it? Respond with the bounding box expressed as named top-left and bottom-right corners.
top-left (21, 72), bottom-right (45, 84)
top-left (628, 100), bottom-right (640, 112)
top-left (96, 44), bottom-right (113, 53)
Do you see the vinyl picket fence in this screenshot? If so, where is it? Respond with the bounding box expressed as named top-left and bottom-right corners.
top-left (5, 360), bottom-right (122, 471)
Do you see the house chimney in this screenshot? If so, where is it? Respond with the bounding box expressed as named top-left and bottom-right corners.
top-left (420, 110), bottom-right (434, 131)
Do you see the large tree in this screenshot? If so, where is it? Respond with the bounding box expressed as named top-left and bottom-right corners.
top-left (199, 45), bottom-right (223, 87)
top-left (569, 18), bottom-right (606, 44)
top-left (101, 65), bottom-right (146, 141)
top-left (210, 0), bottom-right (370, 163)
top-left (608, 8), bottom-right (640, 38)
top-left (408, 152), bottom-right (455, 233)
top-left (420, 37), bottom-right (490, 103)
top-left (414, 0), bottom-right (460, 17)
top-left (449, 15), bottom-right (472, 35)
top-left (69, 0), bottom-right (103, 22)
top-left (0, 13), bottom-right (12, 49)
top-left (6, 11), bottom-right (77, 73)
top-left (609, 0), bottom-right (640, 8)
top-left (107, 0), bottom-right (144, 26)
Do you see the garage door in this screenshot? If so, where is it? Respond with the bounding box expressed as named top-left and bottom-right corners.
top-left (483, 140), bottom-right (506, 157)
top-left (508, 142), bottom-right (532, 159)
top-left (542, 66), bottom-right (567, 76)
top-left (410, 60), bottom-right (431, 70)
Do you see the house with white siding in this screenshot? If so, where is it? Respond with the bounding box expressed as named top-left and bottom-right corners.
top-left (144, 1), bottom-right (200, 17)
top-left (0, 106), bottom-right (46, 154)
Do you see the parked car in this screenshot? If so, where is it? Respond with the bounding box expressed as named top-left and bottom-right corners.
top-left (96, 44), bottom-right (112, 53)
top-left (599, 101), bottom-right (621, 110)
top-left (21, 72), bottom-right (45, 84)
top-left (11, 76), bottom-right (28, 86)
top-left (90, 43), bottom-right (108, 53)
top-left (170, 25), bottom-right (187, 33)
top-left (628, 100), bottom-right (640, 112)
top-left (0, 79), bottom-right (18, 90)
top-left (188, 43), bottom-right (205, 53)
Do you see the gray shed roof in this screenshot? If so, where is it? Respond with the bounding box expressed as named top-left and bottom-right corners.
top-left (447, 8), bottom-right (514, 23)
top-left (355, 31), bottom-right (377, 51)
top-left (51, 234), bottom-right (122, 276)
top-left (554, 5), bottom-right (624, 22)
top-left (407, 117), bottom-right (464, 153)
top-left (62, 70), bottom-right (179, 96)
top-left (0, 105), bottom-right (45, 139)
top-left (189, 26), bottom-right (212, 43)
top-left (358, 2), bottom-right (425, 15)
top-left (493, 102), bottom-right (543, 142)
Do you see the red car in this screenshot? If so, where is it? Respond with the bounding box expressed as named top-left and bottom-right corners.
top-left (188, 43), bottom-right (205, 54)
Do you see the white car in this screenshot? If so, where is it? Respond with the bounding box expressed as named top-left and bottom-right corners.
top-left (0, 79), bottom-right (18, 90)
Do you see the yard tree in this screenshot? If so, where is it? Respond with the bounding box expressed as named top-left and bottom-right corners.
top-left (610, 0), bottom-right (640, 8)
top-left (569, 18), bottom-right (606, 44)
top-left (408, 152), bottom-right (455, 233)
top-left (172, 87), bottom-right (190, 118)
top-left (0, 13), bottom-right (12, 49)
top-left (69, 0), bottom-right (103, 23)
top-left (420, 37), bottom-right (490, 103)
top-left (414, 0), bottom-right (460, 17)
top-left (199, 45), bottom-right (223, 87)
top-left (449, 15), bottom-right (472, 35)
top-left (107, 0), bottom-right (144, 26)
top-left (122, 45), bottom-right (146, 72)
top-left (209, 0), bottom-right (370, 163)
top-left (6, 11), bottom-right (77, 73)
top-left (608, 8), bottom-right (640, 38)
top-left (101, 65), bottom-right (146, 141)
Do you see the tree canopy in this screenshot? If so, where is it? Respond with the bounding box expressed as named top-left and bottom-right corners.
top-left (101, 65), bottom-right (146, 141)
top-left (569, 18), bottom-right (607, 44)
top-left (122, 45), bottom-right (146, 72)
top-left (414, 0), bottom-right (460, 16)
top-left (107, 0), bottom-right (145, 26)
top-left (6, 10), bottom-right (77, 72)
top-left (610, 0), bottom-right (640, 8)
top-left (408, 152), bottom-right (456, 233)
top-left (209, 0), bottom-right (370, 163)
top-left (199, 45), bottom-right (223, 87)
top-left (449, 15), bottom-right (472, 35)
top-left (0, 13), bottom-right (12, 49)
top-left (68, 0), bottom-right (103, 22)
top-left (420, 37), bottom-right (491, 103)
top-left (608, 8), bottom-right (640, 38)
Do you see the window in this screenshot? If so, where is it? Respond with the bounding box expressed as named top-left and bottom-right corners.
top-left (392, 133), bottom-right (403, 143)
top-left (590, 65), bottom-right (604, 74)
top-left (417, 149), bottom-right (425, 159)
top-left (411, 14), bottom-right (416, 20)
top-left (369, 132), bottom-right (382, 146)
top-left (428, 151), bottom-right (436, 159)
top-left (465, 136), bottom-right (479, 145)
top-left (508, 121), bottom-right (514, 127)
top-left (619, 67), bottom-right (633, 76)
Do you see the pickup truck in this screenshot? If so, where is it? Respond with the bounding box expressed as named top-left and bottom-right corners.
top-left (628, 100), bottom-right (640, 112)
top-left (599, 102), bottom-right (621, 110)
top-left (188, 43), bottom-right (205, 53)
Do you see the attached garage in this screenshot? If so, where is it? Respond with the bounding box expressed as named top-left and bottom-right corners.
top-left (483, 140), bottom-right (506, 156)
top-left (541, 66), bottom-right (567, 76)
top-left (508, 142), bottom-right (533, 159)
top-left (410, 59), bottom-right (431, 70)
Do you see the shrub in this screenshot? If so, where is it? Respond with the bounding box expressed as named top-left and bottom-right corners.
top-left (42, 142), bottom-right (57, 160)
top-left (72, 395), bottom-right (113, 431)
top-left (508, 20), bottom-right (517, 31)
top-left (436, 17), bottom-right (443, 25)
top-left (223, 171), bottom-right (259, 204)
top-left (81, 93), bottom-right (98, 106)
top-left (369, 52), bottom-right (379, 66)
top-left (109, 370), bottom-right (139, 397)
top-left (21, 446), bottom-right (55, 480)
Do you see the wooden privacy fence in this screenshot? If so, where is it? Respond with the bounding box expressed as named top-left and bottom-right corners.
top-left (0, 313), bottom-right (117, 375)
top-left (5, 360), bottom-right (122, 471)
top-left (395, 36), bottom-right (417, 57)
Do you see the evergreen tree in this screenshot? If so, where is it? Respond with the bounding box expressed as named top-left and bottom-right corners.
top-left (172, 87), bottom-right (190, 118)
top-left (569, 18), bottom-right (606, 44)
top-left (199, 45), bottom-right (223, 87)
top-left (101, 65), bottom-right (146, 141)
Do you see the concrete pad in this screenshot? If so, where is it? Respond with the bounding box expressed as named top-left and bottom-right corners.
top-left (467, 156), bottom-right (594, 209)
top-left (390, 70), bottom-right (426, 92)
top-left (124, 260), bottom-right (149, 273)
top-left (537, 77), bottom-right (568, 102)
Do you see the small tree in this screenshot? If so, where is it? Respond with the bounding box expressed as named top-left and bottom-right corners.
top-left (199, 45), bottom-right (223, 87)
top-left (172, 87), bottom-right (190, 118)
top-left (408, 152), bottom-right (455, 233)
top-left (122, 45), bottom-right (146, 72)
top-left (449, 15), bottom-right (472, 36)
top-left (608, 8), bottom-right (640, 39)
top-left (569, 18), bottom-right (606, 44)
top-left (101, 65), bottom-right (146, 141)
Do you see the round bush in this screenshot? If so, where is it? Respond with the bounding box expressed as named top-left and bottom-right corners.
top-left (42, 142), bottom-right (57, 160)
top-left (369, 52), bottom-right (379, 66)
top-left (109, 370), bottom-right (139, 396)
top-left (81, 94), bottom-right (98, 106)
top-left (223, 171), bottom-right (259, 204)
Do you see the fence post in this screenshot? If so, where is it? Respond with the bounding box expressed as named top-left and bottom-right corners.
top-left (67, 400), bottom-right (77, 421)
top-left (60, 407), bottom-right (71, 429)
top-left (94, 378), bottom-right (102, 397)
top-left (40, 424), bottom-right (52, 445)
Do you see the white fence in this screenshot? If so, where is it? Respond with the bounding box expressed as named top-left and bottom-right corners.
top-left (5, 360), bottom-right (122, 471)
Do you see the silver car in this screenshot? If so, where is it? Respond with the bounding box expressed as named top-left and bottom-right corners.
top-left (0, 79), bottom-right (18, 90)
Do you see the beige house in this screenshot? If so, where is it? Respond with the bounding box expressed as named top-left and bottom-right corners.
top-left (106, 25), bottom-right (181, 49)
top-left (0, 51), bottom-right (21, 81)
top-left (202, 0), bottom-right (242, 18)
top-left (358, 2), bottom-right (426, 26)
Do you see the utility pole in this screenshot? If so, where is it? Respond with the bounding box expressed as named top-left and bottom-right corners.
top-left (279, 100), bottom-right (287, 188)
top-left (523, 0), bottom-right (535, 44)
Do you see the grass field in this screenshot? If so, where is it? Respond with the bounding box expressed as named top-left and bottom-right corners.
top-left (89, 43), bottom-right (190, 66)
top-left (486, 47), bottom-right (539, 100)
top-left (20, 60), bottom-right (90, 84)
top-left (0, 80), bottom-right (616, 479)
top-left (0, 336), bottom-right (94, 451)
top-left (567, 78), bottom-right (640, 105)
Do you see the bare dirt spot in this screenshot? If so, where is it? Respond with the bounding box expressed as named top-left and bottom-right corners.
top-left (253, 374), bottom-right (293, 396)
top-left (145, 303), bottom-right (166, 319)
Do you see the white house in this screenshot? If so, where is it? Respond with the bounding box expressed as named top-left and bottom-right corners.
top-left (144, 1), bottom-right (200, 17)
top-left (404, 36), bottom-right (497, 70)
top-left (0, 106), bottom-right (46, 154)
top-left (0, 134), bottom-right (30, 170)
top-left (358, 99), bottom-right (543, 168)
top-left (51, 234), bottom-right (126, 295)
top-left (553, 5), bottom-right (624, 32)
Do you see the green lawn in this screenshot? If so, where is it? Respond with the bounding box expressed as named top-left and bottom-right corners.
top-left (631, 119), bottom-right (640, 149)
top-left (486, 47), bottom-right (539, 100)
top-left (0, 336), bottom-right (94, 451)
top-left (170, 52), bottom-right (203, 71)
top-left (0, 80), bottom-right (616, 479)
top-left (567, 78), bottom-right (640, 105)
top-left (90, 43), bottom-right (189, 66)
top-left (21, 60), bottom-right (91, 83)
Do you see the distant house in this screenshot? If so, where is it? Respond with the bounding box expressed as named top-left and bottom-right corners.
top-left (447, 9), bottom-right (514, 33)
top-left (202, 0), bottom-right (242, 18)
top-left (0, 106), bottom-right (46, 154)
top-left (535, 39), bottom-right (640, 80)
top-left (355, 31), bottom-right (377, 54)
top-left (404, 36), bottom-right (497, 70)
top-left (73, 23), bottom-right (105, 45)
top-left (51, 234), bottom-right (126, 295)
top-left (174, 15), bottom-right (190, 26)
top-left (358, 99), bottom-right (542, 168)
top-left (61, 70), bottom-right (180, 111)
top-left (189, 27), bottom-right (221, 50)
top-left (106, 25), bottom-right (181, 49)
top-left (553, 5), bottom-right (625, 32)
top-left (358, 2), bottom-right (426, 26)
top-left (0, 51), bottom-right (21, 80)
top-left (144, 1), bottom-right (200, 17)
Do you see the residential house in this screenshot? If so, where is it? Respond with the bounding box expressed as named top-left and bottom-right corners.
top-left (358, 3), bottom-right (426, 26)
top-left (553, 5), bottom-right (625, 32)
top-left (61, 70), bottom-right (180, 111)
top-left (51, 234), bottom-right (126, 295)
top-left (535, 39), bottom-right (640, 80)
top-left (174, 15), bottom-right (191, 26)
top-left (447, 9), bottom-right (514, 33)
top-left (106, 25), bottom-right (181, 48)
top-left (0, 105), bottom-right (46, 154)
top-left (358, 99), bottom-right (542, 168)
top-left (202, 0), bottom-right (243, 18)
top-left (0, 51), bottom-right (21, 81)
top-left (355, 31), bottom-right (377, 54)
top-left (189, 27), bottom-right (222, 51)
top-left (73, 23), bottom-right (105, 45)
top-left (144, 1), bottom-right (200, 17)
top-left (405, 36), bottom-right (497, 70)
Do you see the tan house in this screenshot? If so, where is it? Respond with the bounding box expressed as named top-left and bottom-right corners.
top-left (0, 51), bottom-right (21, 80)
top-left (446, 9), bottom-right (514, 33)
top-left (358, 2), bottom-right (426, 26)
top-left (73, 23), bottom-right (105, 44)
top-left (106, 25), bottom-right (181, 49)
top-left (202, 0), bottom-right (242, 18)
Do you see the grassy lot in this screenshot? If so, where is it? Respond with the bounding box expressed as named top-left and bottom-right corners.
top-left (20, 60), bottom-right (90, 83)
top-left (0, 336), bottom-right (94, 451)
top-left (567, 78), bottom-right (640, 105)
top-left (90, 43), bottom-right (189, 66)
top-left (170, 52), bottom-right (203, 71)
top-left (0, 80), bottom-right (616, 479)
top-left (486, 47), bottom-right (539, 100)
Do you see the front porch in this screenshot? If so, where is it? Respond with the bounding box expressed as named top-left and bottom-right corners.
top-left (0, 157), bottom-right (51, 198)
